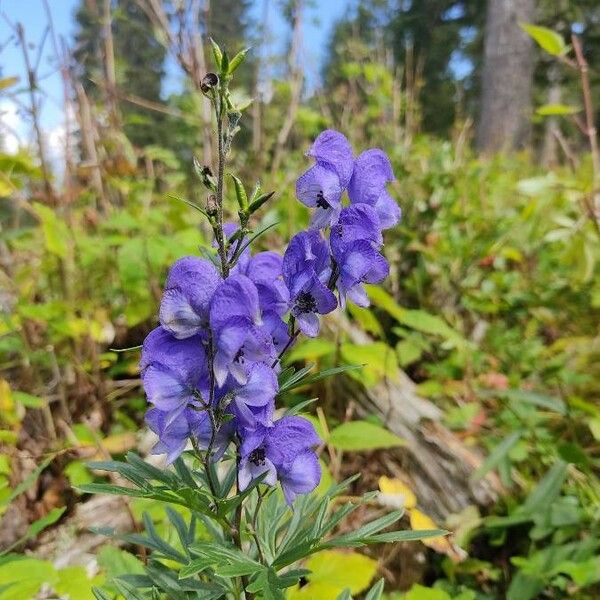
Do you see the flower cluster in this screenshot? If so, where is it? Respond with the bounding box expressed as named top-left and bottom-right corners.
top-left (140, 129), bottom-right (399, 503)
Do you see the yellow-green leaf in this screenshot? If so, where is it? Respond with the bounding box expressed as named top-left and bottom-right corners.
top-left (536, 103), bottom-right (579, 116)
top-left (288, 550), bottom-right (378, 600)
top-left (340, 342), bottom-right (398, 386)
top-left (285, 338), bottom-right (335, 363)
top-left (366, 286), bottom-right (465, 345)
top-left (329, 420), bottom-right (405, 451)
top-left (32, 202), bottom-right (69, 259)
top-left (520, 23), bottom-right (566, 56)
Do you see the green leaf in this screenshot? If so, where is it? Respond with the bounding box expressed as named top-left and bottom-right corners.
top-left (282, 365), bottom-right (363, 394)
top-left (340, 342), bottom-right (398, 386)
top-left (220, 49), bottom-right (230, 76)
top-left (92, 588), bottom-right (113, 600)
top-left (11, 391), bottom-right (46, 408)
top-left (364, 578), bottom-right (385, 600)
top-left (75, 482), bottom-right (147, 498)
top-left (185, 541), bottom-right (262, 579)
top-left (27, 506), bottom-right (65, 538)
top-left (0, 557), bottom-right (58, 600)
top-left (248, 190), bottom-right (275, 214)
top-left (113, 578), bottom-right (148, 600)
top-left (286, 339), bottom-right (336, 363)
top-left (228, 47), bottom-right (250, 74)
top-left (405, 584), bottom-right (452, 600)
top-left (367, 286), bottom-right (465, 345)
top-left (55, 565), bottom-right (101, 599)
top-left (367, 529), bottom-right (447, 543)
top-left (97, 545), bottom-right (145, 593)
top-left (210, 38), bottom-right (223, 69)
top-left (167, 193), bottom-right (209, 218)
top-left (178, 557), bottom-right (212, 579)
top-left (32, 202), bottom-right (69, 258)
top-left (323, 510), bottom-right (404, 549)
top-left (471, 430), bottom-right (522, 481)
top-left (520, 460), bottom-right (568, 515)
top-left (64, 461), bottom-right (93, 488)
top-left (229, 173), bottom-right (248, 210)
top-left (1, 454), bottom-right (54, 507)
top-left (536, 103), bottom-right (579, 116)
top-left (328, 421), bottom-right (405, 452)
top-left (520, 23), bottom-right (566, 56)
top-left (555, 556), bottom-right (600, 586)
top-left (491, 388), bottom-right (566, 415)
top-left (558, 442), bottom-right (589, 468)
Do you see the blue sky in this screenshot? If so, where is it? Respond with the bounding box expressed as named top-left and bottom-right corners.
top-left (0, 0), bottom-right (349, 151)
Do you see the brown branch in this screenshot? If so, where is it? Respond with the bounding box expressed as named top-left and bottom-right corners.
top-left (572, 34), bottom-right (600, 232)
top-left (15, 23), bottom-right (55, 204)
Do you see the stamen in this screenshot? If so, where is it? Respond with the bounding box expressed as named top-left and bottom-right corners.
top-left (296, 291), bottom-right (317, 314)
top-left (249, 447), bottom-right (266, 466)
top-left (316, 191), bottom-right (329, 209)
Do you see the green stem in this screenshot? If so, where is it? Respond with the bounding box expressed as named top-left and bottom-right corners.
top-left (214, 92), bottom-right (230, 278)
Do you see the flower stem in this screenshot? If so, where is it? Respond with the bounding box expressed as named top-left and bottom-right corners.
top-left (202, 334), bottom-right (219, 500)
top-left (213, 91), bottom-right (230, 278)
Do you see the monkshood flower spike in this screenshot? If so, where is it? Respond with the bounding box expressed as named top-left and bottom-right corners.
top-left (93, 49), bottom-right (439, 600)
top-left (141, 127), bottom-right (401, 503)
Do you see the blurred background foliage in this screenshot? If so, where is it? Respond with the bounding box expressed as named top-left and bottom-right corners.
top-left (0, 0), bottom-right (600, 598)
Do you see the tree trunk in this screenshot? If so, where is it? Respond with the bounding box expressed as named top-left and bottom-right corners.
top-left (477, 0), bottom-right (535, 153)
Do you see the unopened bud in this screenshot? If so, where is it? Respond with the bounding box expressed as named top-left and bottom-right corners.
top-left (206, 194), bottom-right (218, 216)
top-left (201, 72), bottom-right (219, 94)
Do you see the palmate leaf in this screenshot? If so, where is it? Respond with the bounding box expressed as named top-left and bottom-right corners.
top-left (185, 541), bottom-right (263, 580)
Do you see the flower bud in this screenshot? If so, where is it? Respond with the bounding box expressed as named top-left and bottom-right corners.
top-left (201, 72), bottom-right (219, 94)
top-left (206, 194), bottom-right (218, 217)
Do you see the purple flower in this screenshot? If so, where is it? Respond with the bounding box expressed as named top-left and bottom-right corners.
top-left (140, 327), bottom-right (208, 413)
top-left (348, 149), bottom-right (401, 229)
top-left (290, 272), bottom-right (337, 337)
top-left (330, 204), bottom-right (383, 262)
top-left (209, 273), bottom-right (275, 385)
top-left (228, 362), bottom-right (278, 427)
top-left (296, 130), bottom-right (354, 228)
top-left (211, 315), bottom-right (274, 386)
top-left (145, 406), bottom-right (231, 465)
top-left (262, 311), bottom-right (292, 359)
top-left (209, 273), bottom-right (262, 331)
top-left (242, 251), bottom-right (290, 317)
top-left (238, 416), bottom-right (321, 504)
top-left (159, 257), bottom-right (221, 339)
top-left (283, 231), bottom-right (337, 337)
top-left (283, 230), bottom-right (331, 296)
top-left (336, 239), bottom-right (389, 307)
top-left (309, 130), bottom-right (355, 188)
